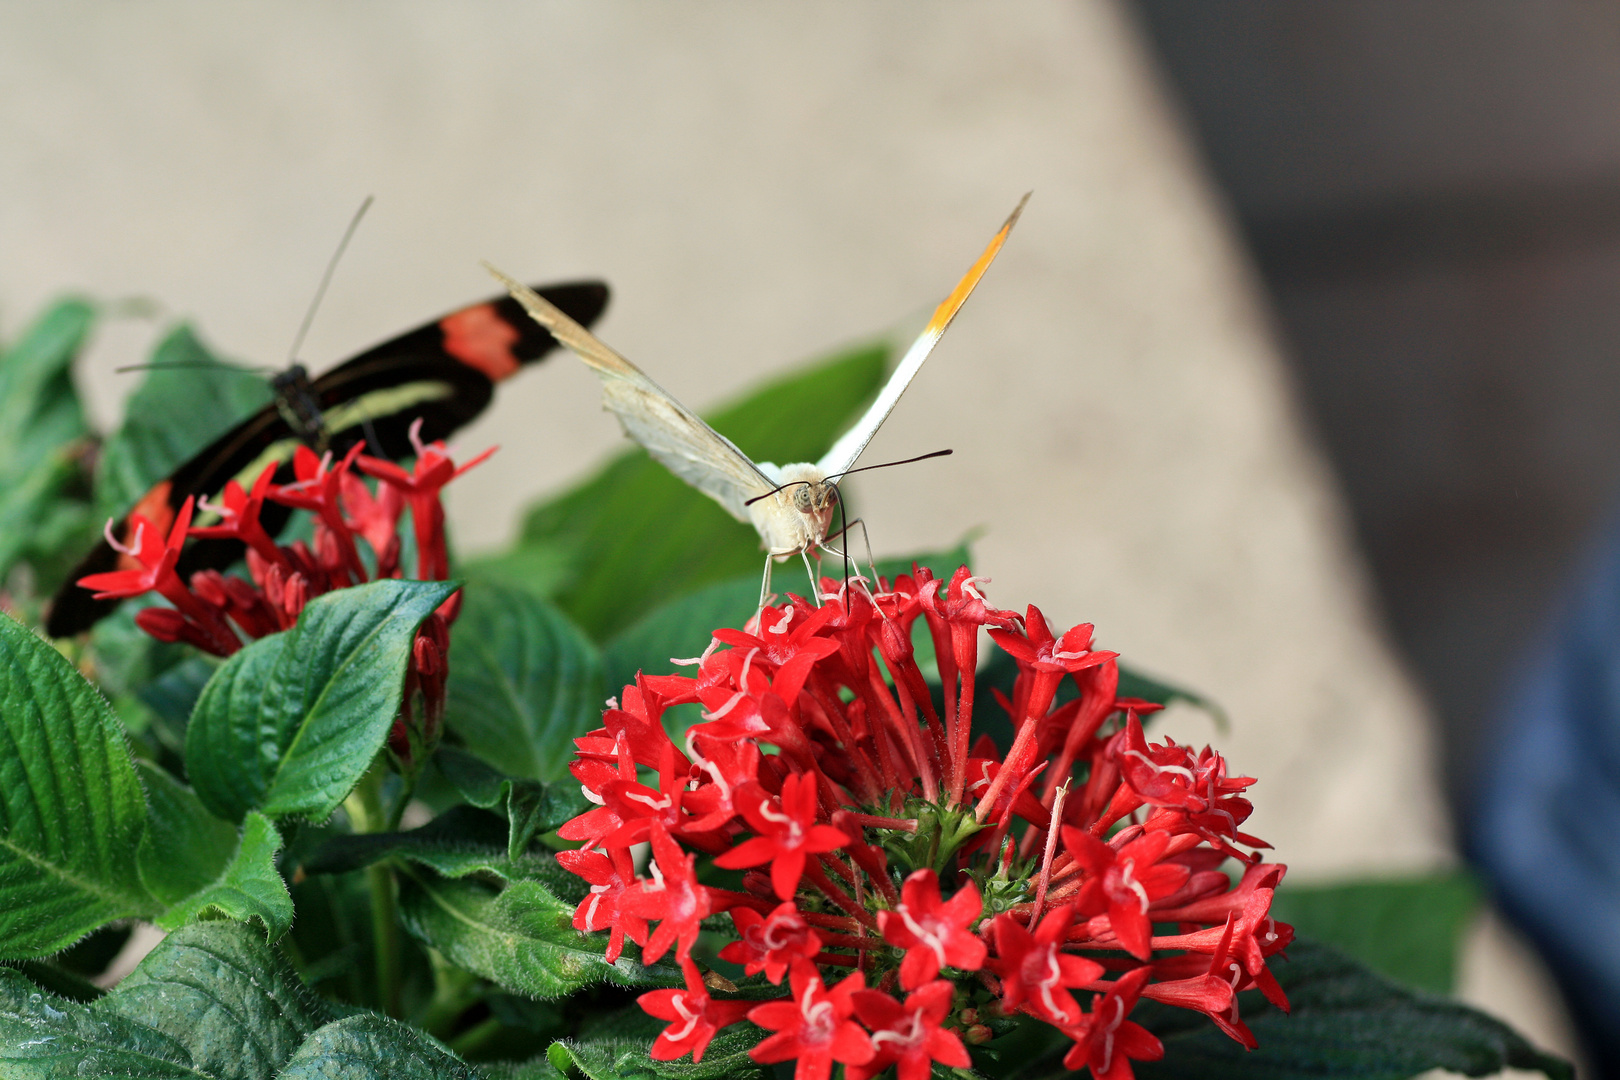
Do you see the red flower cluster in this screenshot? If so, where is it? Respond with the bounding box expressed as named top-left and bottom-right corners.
top-left (558, 567), bottom-right (1293, 1080)
top-left (76, 419), bottom-right (488, 763)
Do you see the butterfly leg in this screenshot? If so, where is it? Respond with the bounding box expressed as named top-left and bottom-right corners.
top-left (797, 548), bottom-right (822, 605)
top-left (757, 550), bottom-right (777, 613)
top-left (822, 517), bottom-right (878, 590)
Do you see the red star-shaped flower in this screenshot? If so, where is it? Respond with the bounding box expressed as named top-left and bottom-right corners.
top-left (748, 960), bottom-right (874, 1080)
top-left (188, 462), bottom-right (285, 568)
top-left (623, 823), bottom-right (715, 965)
top-left (1062, 826), bottom-right (1190, 960)
top-left (79, 498), bottom-right (194, 603)
top-left (989, 905), bottom-right (1104, 1027)
top-left (553, 846), bottom-right (647, 964)
top-left (1062, 967), bottom-right (1164, 1080)
top-left (989, 607), bottom-right (1117, 676)
top-left (356, 418), bottom-right (494, 582)
top-left (637, 962), bottom-right (754, 1063)
top-left (713, 771), bottom-right (848, 899)
top-left (877, 869), bottom-right (988, 989)
top-left (720, 901), bottom-right (822, 984)
top-left (268, 444), bottom-right (368, 584)
top-left (848, 980), bottom-right (972, 1080)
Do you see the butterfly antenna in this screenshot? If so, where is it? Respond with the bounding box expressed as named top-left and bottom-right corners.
top-left (286, 195), bottom-right (374, 367)
top-left (823, 448), bottom-right (952, 483)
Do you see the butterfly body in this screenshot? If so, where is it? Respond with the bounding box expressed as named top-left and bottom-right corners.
top-left (47, 281), bottom-right (609, 637)
top-left (485, 195), bottom-right (1026, 587)
top-left (267, 363), bottom-right (328, 447)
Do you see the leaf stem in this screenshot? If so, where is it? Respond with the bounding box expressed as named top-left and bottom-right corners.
top-left (420, 952), bottom-right (479, 1038)
top-left (447, 1015), bottom-right (503, 1056)
top-left (347, 760), bottom-right (403, 1018)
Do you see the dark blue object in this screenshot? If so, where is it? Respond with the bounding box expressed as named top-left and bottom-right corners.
top-left (1470, 516), bottom-right (1620, 1078)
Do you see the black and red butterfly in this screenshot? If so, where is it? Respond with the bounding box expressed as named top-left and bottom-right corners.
top-left (45, 281), bottom-right (608, 637)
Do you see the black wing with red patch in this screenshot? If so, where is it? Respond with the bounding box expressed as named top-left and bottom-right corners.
top-left (45, 281), bottom-right (608, 637)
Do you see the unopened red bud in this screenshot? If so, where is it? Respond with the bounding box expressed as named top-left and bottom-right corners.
top-left (134, 606), bottom-right (188, 642)
top-left (421, 612), bottom-right (450, 652)
top-left (957, 1008), bottom-right (979, 1026)
top-left (413, 635), bottom-right (441, 677)
top-left (283, 573), bottom-right (308, 618)
top-left (188, 569), bottom-right (229, 608)
top-left (965, 1024), bottom-right (993, 1045)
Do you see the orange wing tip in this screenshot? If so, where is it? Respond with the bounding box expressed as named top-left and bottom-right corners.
top-left (922, 193), bottom-right (1030, 338)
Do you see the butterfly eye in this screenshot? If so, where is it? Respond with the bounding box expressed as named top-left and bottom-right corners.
top-left (792, 487), bottom-right (814, 512)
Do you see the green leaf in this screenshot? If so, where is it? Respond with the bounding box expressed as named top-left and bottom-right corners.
top-left (154, 812), bottom-right (292, 941)
top-left (0, 298), bottom-right (93, 477)
top-left (1126, 940), bottom-right (1572, 1080)
top-left (299, 804), bottom-right (572, 885)
top-left (96, 922), bottom-right (331, 1080)
top-left (472, 341), bottom-right (890, 640)
top-left (0, 965), bottom-right (205, 1078)
top-left (396, 872), bottom-right (680, 1000)
top-left (1268, 872), bottom-right (1479, 994)
top-left (185, 579), bottom-right (458, 823)
top-left (0, 612), bottom-right (157, 958)
top-left (93, 323), bottom-right (272, 523)
top-left (137, 761), bottom-right (241, 902)
top-left (552, 1004), bottom-right (768, 1080)
top-left (550, 1028), bottom-right (766, 1080)
top-left (136, 765), bottom-right (293, 939)
top-left (276, 1013), bottom-right (477, 1080)
top-left (602, 545), bottom-right (973, 693)
top-left (436, 746), bottom-right (590, 857)
top-left (0, 299), bottom-right (94, 585)
top-left (480, 1057), bottom-right (567, 1080)
top-left (444, 585), bottom-right (605, 785)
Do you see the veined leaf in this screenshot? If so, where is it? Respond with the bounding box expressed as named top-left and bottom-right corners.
top-left (0, 966), bottom-right (203, 1079)
top-left (553, 1004), bottom-right (768, 1080)
top-left (444, 585), bottom-right (604, 785)
top-left (299, 804), bottom-right (573, 886)
top-left (436, 746), bottom-right (589, 857)
top-left (0, 298), bottom-right (95, 586)
top-left (396, 872), bottom-right (680, 1001)
top-left (136, 761), bottom-right (239, 900)
top-left (276, 1013), bottom-right (477, 1080)
top-left (93, 323), bottom-right (271, 523)
top-left (153, 812), bottom-right (292, 941)
top-left (0, 612), bottom-right (157, 958)
top-left (185, 579), bottom-right (457, 824)
top-left (469, 341), bottom-right (890, 640)
top-left (1268, 871), bottom-right (1479, 994)
top-left (96, 922), bottom-right (331, 1080)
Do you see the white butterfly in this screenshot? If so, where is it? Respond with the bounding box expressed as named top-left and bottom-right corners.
top-left (485, 194), bottom-right (1026, 595)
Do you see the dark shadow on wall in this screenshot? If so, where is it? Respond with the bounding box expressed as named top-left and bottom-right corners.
top-left (1130, 4), bottom-right (1620, 1073)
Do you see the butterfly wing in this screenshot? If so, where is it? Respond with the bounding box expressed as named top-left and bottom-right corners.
top-left (487, 266), bottom-right (776, 523)
top-left (817, 194), bottom-right (1028, 479)
top-left (45, 281), bottom-right (607, 637)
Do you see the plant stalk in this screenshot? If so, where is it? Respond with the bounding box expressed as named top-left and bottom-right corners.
top-left (346, 760), bottom-right (403, 1018)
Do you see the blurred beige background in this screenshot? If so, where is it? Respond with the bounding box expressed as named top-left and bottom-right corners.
top-left (0, 1), bottom-right (1578, 1069)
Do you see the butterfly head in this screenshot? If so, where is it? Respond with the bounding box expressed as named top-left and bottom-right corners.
top-left (750, 462), bottom-right (840, 555)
